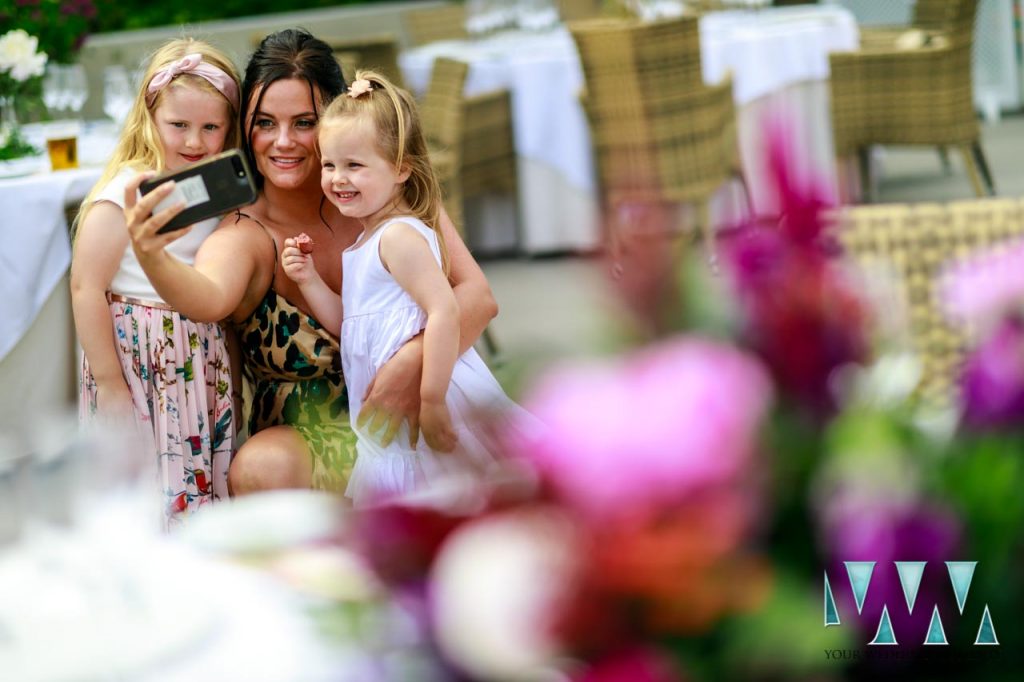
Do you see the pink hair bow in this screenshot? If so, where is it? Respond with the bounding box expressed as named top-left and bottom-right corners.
top-left (145, 53), bottom-right (239, 110)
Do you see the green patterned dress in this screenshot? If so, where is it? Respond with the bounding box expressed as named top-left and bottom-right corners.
top-left (235, 288), bottom-right (357, 490)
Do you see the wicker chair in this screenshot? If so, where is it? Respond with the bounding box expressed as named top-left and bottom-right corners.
top-left (461, 90), bottom-right (518, 203)
top-left (570, 16), bottom-right (740, 264)
top-left (834, 197), bottom-right (1024, 405)
top-left (420, 57), bottom-right (470, 231)
top-left (829, 0), bottom-right (993, 201)
top-left (404, 3), bottom-right (468, 46)
top-left (558, 0), bottom-right (603, 21)
top-left (327, 34), bottom-right (406, 89)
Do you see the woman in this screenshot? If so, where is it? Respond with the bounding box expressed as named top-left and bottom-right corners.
top-left (124, 29), bottom-right (497, 493)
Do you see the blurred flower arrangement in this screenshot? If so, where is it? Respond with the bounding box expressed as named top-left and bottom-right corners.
top-left (277, 126), bottom-right (1024, 681)
top-left (0, 28), bottom-right (46, 159)
top-left (0, 0), bottom-right (97, 65)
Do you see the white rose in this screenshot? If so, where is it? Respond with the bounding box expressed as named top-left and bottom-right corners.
top-left (0, 29), bottom-right (48, 83)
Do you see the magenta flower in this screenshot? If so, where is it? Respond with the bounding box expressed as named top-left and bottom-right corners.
top-left (512, 337), bottom-right (772, 518)
top-left (723, 123), bottom-right (869, 417)
top-left (959, 314), bottom-right (1024, 430)
top-left (575, 647), bottom-right (684, 682)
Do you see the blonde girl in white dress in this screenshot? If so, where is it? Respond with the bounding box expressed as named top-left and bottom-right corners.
top-left (71, 39), bottom-right (241, 527)
top-left (280, 72), bottom-right (520, 506)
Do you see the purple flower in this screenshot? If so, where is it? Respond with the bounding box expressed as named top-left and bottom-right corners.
top-left (960, 315), bottom-right (1024, 430)
top-left (824, 501), bottom-right (961, 645)
top-left (512, 337), bottom-right (772, 519)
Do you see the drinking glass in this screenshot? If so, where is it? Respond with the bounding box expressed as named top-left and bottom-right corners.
top-left (64, 64), bottom-right (89, 121)
top-left (103, 65), bottom-right (134, 127)
top-left (42, 64), bottom-right (68, 117)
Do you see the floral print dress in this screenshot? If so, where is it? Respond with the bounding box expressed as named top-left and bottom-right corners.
top-left (80, 299), bottom-right (234, 529)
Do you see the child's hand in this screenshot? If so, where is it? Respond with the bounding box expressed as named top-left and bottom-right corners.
top-left (95, 380), bottom-right (135, 422)
top-left (281, 238), bottom-right (316, 286)
top-left (419, 398), bottom-right (457, 453)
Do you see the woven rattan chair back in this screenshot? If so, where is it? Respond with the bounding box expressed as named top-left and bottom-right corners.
top-left (829, 0), bottom-right (991, 198)
top-left (558, 0), bottom-right (603, 22)
top-left (835, 197), bottom-right (1024, 405)
top-left (404, 4), bottom-right (468, 46)
top-left (461, 90), bottom-right (518, 198)
top-left (421, 57), bottom-right (470, 152)
top-left (570, 16), bottom-right (730, 205)
top-left (328, 34), bottom-right (406, 89)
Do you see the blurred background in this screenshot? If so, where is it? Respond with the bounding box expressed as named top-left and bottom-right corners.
top-left (4, 1), bottom-right (1024, 681)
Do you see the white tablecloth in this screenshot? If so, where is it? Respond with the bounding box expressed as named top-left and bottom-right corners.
top-left (0, 122), bottom-right (114, 433)
top-left (399, 5), bottom-right (859, 254)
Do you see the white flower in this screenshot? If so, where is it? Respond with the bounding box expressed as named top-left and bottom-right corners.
top-left (0, 30), bottom-right (48, 83)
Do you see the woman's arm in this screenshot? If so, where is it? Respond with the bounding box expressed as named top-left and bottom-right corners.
top-left (123, 173), bottom-right (266, 322)
top-left (439, 207), bottom-right (498, 354)
top-left (69, 202), bottom-right (133, 417)
top-left (381, 222), bottom-right (459, 451)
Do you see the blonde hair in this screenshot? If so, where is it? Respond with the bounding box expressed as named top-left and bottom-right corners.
top-left (74, 38), bottom-right (241, 235)
top-left (319, 69), bottom-right (450, 275)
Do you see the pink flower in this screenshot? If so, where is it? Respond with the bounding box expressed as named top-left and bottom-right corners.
top-left (942, 239), bottom-right (1024, 325)
top-left (513, 337), bottom-right (772, 518)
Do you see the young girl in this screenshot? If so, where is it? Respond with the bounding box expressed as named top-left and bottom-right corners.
top-left (281, 71), bottom-right (517, 506)
top-left (71, 38), bottom-right (241, 527)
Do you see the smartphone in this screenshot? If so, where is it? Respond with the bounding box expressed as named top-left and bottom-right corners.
top-left (140, 149), bottom-right (258, 234)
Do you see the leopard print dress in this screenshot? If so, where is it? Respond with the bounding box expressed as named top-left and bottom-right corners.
top-left (235, 287), bottom-right (357, 491)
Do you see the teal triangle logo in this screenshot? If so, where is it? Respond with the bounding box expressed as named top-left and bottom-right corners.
top-left (924, 605), bottom-right (948, 645)
top-left (946, 561), bottom-right (977, 614)
top-left (845, 561), bottom-right (875, 615)
top-left (869, 605), bottom-right (898, 645)
top-left (895, 561), bottom-right (926, 614)
top-left (975, 605), bottom-right (999, 645)
top-left (824, 572), bottom-right (841, 626)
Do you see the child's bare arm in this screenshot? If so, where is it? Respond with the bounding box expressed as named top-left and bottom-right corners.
top-left (281, 239), bottom-right (343, 335)
top-left (380, 222), bottom-right (459, 452)
top-left (69, 201), bottom-right (133, 417)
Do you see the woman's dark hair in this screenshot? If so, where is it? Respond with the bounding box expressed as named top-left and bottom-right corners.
top-left (241, 28), bottom-right (346, 190)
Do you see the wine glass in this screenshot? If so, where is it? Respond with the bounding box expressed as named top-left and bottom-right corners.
top-left (42, 64), bottom-right (68, 118)
top-left (63, 64), bottom-right (89, 122)
top-left (103, 65), bottom-right (134, 127)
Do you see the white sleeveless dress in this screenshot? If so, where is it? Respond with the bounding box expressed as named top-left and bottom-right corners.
top-left (341, 217), bottom-right (517, 506)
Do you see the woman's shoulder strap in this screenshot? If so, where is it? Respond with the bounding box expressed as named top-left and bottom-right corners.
top-left (233, 209), bottom-right (278, 274)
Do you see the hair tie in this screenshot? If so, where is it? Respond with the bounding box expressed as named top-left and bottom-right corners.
top-left (145, 53), bottom-right (240, 110)
top-left (347, 79), bottom-right (374, 99)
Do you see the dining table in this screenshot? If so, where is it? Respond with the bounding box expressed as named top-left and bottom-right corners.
top-left (398, 3), bottom-right (860, 255)
top-left (0, 121), bottom-right (116, 440)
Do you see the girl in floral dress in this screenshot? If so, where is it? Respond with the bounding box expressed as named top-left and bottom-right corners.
top-left (70, 38), bottom-right (241, 528)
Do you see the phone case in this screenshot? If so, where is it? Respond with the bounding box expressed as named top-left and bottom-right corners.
top-left (140, 149), bottom-right (258, 234)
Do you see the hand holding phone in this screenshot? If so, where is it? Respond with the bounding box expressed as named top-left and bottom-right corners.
top-left (139, 149), bottom-right (257, 234)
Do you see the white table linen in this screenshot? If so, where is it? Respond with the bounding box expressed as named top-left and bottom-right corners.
top-left (399, 5), bottom-right (859, 254)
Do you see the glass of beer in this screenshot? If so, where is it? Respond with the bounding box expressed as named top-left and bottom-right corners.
top-left (47, 135), bottom-right (78, 171)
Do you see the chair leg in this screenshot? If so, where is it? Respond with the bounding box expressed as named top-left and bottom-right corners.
top-left (696, 199), bottom-right (717, 272)
top-left (937, 146), bottom-right (952, 175)
top-left (857, 147), bottom-right (873, 203)
top-left (971, 141), bottom-right (996, 196)
top-left (734, 169), bottom-right (755, 221)
top-left (960, 144), bottom-right (987, 198)
top-left (480, 326), bottom-right (502, 366)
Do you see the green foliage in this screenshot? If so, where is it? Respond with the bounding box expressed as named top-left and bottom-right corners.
top-left (0, 125), bottom-right (39, 160)
top-left (0, 0), bottom-right (391, 64)
top-left (0, 0), bottom-right (97, 64)
top-left (89, 0), bottom-right (388, 33)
